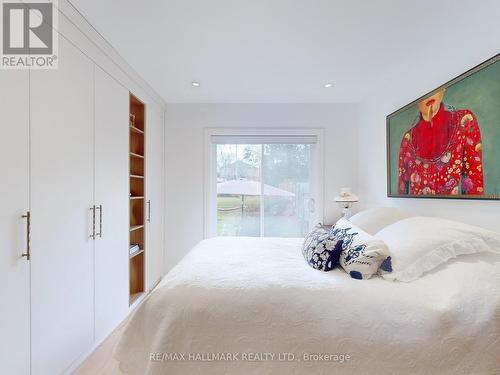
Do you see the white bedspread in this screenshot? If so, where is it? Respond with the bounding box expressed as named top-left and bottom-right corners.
top-left (115, 237), bottom-right (500, 375)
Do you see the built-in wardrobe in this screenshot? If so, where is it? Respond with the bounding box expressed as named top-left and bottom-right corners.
top-left (0, 24), bottom-right (165, 375)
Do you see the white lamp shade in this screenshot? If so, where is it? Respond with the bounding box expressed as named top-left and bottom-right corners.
top-left (334, 187), bottom-right (358, 203)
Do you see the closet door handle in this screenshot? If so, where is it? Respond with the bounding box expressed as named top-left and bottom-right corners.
top-left (147, 200), bottom-right (151, 223)
top-left (96, 204), bottom-right (103, 238)
top-left (89, 205), bottom-right (96, 239)
top-left (21, 211), bottom-right (31, 261)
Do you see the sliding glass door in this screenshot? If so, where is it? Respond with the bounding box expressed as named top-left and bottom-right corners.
top-left (211, 134), bottom-right (320, 238)
top-left (216, 144), bottom-right (262, 236)
top-left (262, 144), bottom-right (312, 237)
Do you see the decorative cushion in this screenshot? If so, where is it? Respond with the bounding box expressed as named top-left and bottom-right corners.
top-left (376, 217), bottom-right (500, 282)
top-left (349, 207), bottom-right (412, 235)
top-left (302, 224), bottom-right (343, 271)
top-left (332, 218), bottom-right (390, 280)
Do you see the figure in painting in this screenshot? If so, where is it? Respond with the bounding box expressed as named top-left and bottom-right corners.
top-left (398, 89), bottom-right (484, 196)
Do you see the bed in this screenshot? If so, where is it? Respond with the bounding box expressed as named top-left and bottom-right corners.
top-left (115, 236), bottom-right (500, 375)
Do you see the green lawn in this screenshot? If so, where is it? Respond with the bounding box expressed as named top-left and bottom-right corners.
top-left (217, 196), bottom-right (260, 210)
top-left (217, 195), bottom-right (307, 237)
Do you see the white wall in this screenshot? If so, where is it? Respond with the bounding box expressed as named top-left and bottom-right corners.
top-left (357, 37), bottom-right (500, 231)
top-left (165, 103), bottom-right (358, 270)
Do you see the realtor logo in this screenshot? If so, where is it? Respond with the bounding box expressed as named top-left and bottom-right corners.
top-left (1, 0), bottom-right (58, 69)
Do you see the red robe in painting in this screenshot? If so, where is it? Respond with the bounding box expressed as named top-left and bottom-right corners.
top-left (398, 104), bottom-right (484, 196)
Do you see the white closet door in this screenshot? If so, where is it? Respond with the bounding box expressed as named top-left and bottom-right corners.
top-left (30, 37), bottom-right (95, 375)
top-left (0, 70), bottom-right (30, 375)
top-left (94, 66), bottom-right (129, 343)
top-left (146, 108), bottom-right (165, 291)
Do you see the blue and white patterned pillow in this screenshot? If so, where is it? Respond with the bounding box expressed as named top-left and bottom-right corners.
top-left (332, 218), bottom-right (391, 280)
top-left (302, 224), bottom-right (343, 271)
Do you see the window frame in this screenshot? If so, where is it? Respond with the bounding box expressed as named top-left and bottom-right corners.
top-left (203, 128), bottom-right (325, 238)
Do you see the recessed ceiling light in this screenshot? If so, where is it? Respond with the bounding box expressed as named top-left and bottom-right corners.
top-left (323, 83), bottom-right (333, 88)
top-left (191, 81), bottom-right (201, 87)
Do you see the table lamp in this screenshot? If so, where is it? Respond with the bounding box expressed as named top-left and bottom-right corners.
top-left (334, 187), bottom-right (358, 218)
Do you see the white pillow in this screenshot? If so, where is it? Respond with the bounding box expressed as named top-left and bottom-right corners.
top-left (376, 217), bottom-right (500, 282)
top-left (333, 218), bottom-right (390, 280)
top-left (349, 207), bottom-right (412, 235)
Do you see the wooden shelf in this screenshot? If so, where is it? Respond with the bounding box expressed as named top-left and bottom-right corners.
top-left (130, 125), bottom-right (144, 134)
top-left (129, 248), bottom-right (144, 259)
top-left (130, 152), bottom-right (144, 159)
top-left (130, 196), bottom-right (144, 200)
top-left (129, 292), bottom-right (144, 305)
top-left (130, 174), bottom-right (144, 179)
top-left (130, 225), bottom-right (144, 232)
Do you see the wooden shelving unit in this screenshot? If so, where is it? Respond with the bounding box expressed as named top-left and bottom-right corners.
top-left (129, 93), bottom-right (146, 305)
top-left (130, 224), bottom-right (145, 232)
top-left (130, 125), bottom-right (144, 134)
top-left (130, 152), bottom-right (144, 159)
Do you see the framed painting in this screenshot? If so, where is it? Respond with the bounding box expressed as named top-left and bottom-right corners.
top-left (387, 54), bottom-right (500, 200)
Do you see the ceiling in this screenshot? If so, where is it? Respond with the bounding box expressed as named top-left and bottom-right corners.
top-left (69, 0), bottom-right (499, 103)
